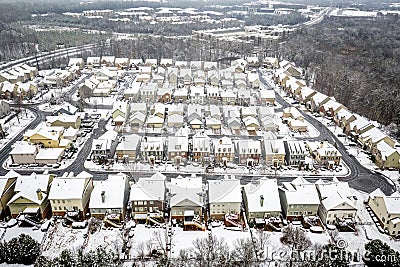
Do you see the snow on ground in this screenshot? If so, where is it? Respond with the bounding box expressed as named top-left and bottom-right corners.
top-left (349, 189), bottom-right (400, 252)
top-left (85, 227), bottom-right (123, 254)
top-left (85, 108), bottom-right (111, 120)
top-left (41, 222), bottom-right (87, 259)
top-left (86, 159), bottom-right (349, 178)
top-left (0, 110), bottom-right (35, 151)
top-left (2, 225), bottom-right (45, 243)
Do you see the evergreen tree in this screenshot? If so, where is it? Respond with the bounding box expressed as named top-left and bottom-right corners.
top-left (5, 234), bottom-right (40, 265)
top-left (0, 242), bottom-right (5, 263)
top-left (34, 255), bottom-right (54, 267)
top-left (364, 239), bottom-right (400, 267)
top-left (57, 249), bottom-right (77, 267)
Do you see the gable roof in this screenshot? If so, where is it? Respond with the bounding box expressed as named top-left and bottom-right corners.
top-left (130, 172), bottom-right (166, 201)
top-left (244, 179), bottom-right (281, 213)
top-left (48, 171), bottom-right (92, 200)
top-left (89, 173), bottom-right (128, 209)
top-left (208, 176), bottom-right (241, 203)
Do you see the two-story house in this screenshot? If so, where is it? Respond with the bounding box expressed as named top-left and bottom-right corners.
top-left (208, 176), bottom-right (242, 220)
top-left (213, 137), bottom-right (234, 166)
top-left (89, 173), bottom-right (130, 224)
top-left (130, 172), bottom-right (166, 223)
top-left (48, 171), bottom-right (94, 220)
top-left (368, 189), bottom-right (400, 237)
top-left (279, 177), bottom-right (320, 221)
top-left (243, 178), bottom-right (281, 221)
top-left (237, 140), bottom-right (261, 166)
top-left (7, 172), bottom-right (54, 219)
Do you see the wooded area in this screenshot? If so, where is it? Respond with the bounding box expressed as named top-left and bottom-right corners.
top-left (278, 16), bottom-right (400, 137)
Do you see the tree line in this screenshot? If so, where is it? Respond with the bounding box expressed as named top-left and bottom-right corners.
top-left (277, 15), bottom-right (400, 137)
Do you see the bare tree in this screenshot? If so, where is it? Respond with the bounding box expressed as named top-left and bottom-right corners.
top-left (231, 238), bottom-right (256, 267)
top-left (281, 225), bottom-right (312, 251)
top-left (191, 233), bottom-right (231, 267)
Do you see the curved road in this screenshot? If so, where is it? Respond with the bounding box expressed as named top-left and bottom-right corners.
top-left (260, 73), bottom-right (395, 195)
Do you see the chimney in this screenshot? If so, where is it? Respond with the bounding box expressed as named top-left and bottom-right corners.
top-left (37, 189), bottom-right (43, 201)
top-left (101, 191), bottom-right (105, 203)
top-left (260, 195), bottom-right (264, 207)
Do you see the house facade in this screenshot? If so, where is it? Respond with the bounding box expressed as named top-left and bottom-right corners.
top-left (49, 171), bottom-right (94, 219)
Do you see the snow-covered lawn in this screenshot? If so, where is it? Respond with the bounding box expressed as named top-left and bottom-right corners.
top-left (0, 110), bottom-right (35, 150)
top-left (85, 227), bottom-right (124, 255)
top-left (1, 225), bottom-right (45, 243)
top-left (41, 222), bottom-right (87, 259)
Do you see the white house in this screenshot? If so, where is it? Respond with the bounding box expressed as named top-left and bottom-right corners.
top-left (316, 179), bottom-right (357, 225)
top-left (89, 173), bottom-right (130, 223)
top-left (208, 176), bottom-right (242, 220)
top-left (279, 177), bottom-right (320, 221)
top-left (140, 136), bottom-right (165, 163)
top-left (243, 178), bottom-right (281, 221)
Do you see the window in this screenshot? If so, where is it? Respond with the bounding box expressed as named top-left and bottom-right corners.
top-left (150, 201), bottom-right (154, 205)
top-left (54, 207), bottom-right (57, 210)
top-left (62, 200), bottom-right (65, 204)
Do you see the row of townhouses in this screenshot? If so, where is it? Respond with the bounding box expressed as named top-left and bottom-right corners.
top-left (4, 171), bottom-right (392, 235)
top-left (275, 59), bottom-right (400, 170)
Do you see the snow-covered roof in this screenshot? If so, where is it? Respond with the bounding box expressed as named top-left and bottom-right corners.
top-left (336, 109), bottom-right (354, 120)
top-left (359, 127), bottom-right (388, 144)
top-left (168, 114), bottom-right (183, 124)
top-left (170, 175), bottom-right (204, 207)
top-left (243, 116), bottom-right (260, 127)
top-left (113, 101), bottom-right (128, 114)
top-left (220, 89), bottom-right (236, 98)
top-left (316, 180), bottom-right (354, 201)
top-left (205, 117), bottom-right (221, 126)
top-left (376, 141), bottom-right (399, 159)
top-left (130, 173), bottom-right (166, 202)
top-left (208, 176), bottom-right (241, 204)
top-left (321, 194), bottom-right (356, 211)
top-left (322, 99), bottom-right (344, 112)
top-left (349, 115), bottom-right (371, 130)
top-left (10, 141), bottom-right (37, 155)
top-left (259, 89), bottom-right (275, 99)
top-left (283, 107), bottom-right (303, 120)
top-left (48, 171), bottom-right (93, 200)
top-left (300, 87), bottom-right (315, 98)
top-left (130, 102), bottom-right (147, 113)
top-left (46, 114), bottom-right (80, 124)
top-left (116, 134), bottom-right (140, 151)
top-left (35, 148), bottom-right (64, 160)
top-left (168, 136), bottom-right (188, 152)
top-left (264, 139), bottom-right (285, 155)
top-left (9, 173), bottom-right (53, 205)
top-left (238, 140), bottom-right (261, 154)
top-left (311, 92), bottom-right (330, 106)
top-left (89, 173), bottom-right (128, 209)
top-left (244, 179), bottom-right (281, 213)
top-left (280, 178), bottom-right (320, 205)
top-left (147, 115), bottom-right (164, 124)
top-left (189, 118), bottom-right (203, 125)
top-left (130, 112), bottom-right (146, 123)
top-left (369, 188), bottom-right (400, 214)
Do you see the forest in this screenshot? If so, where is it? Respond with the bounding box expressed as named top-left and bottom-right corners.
top-left (278, 15), bottom-right (400, 137)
